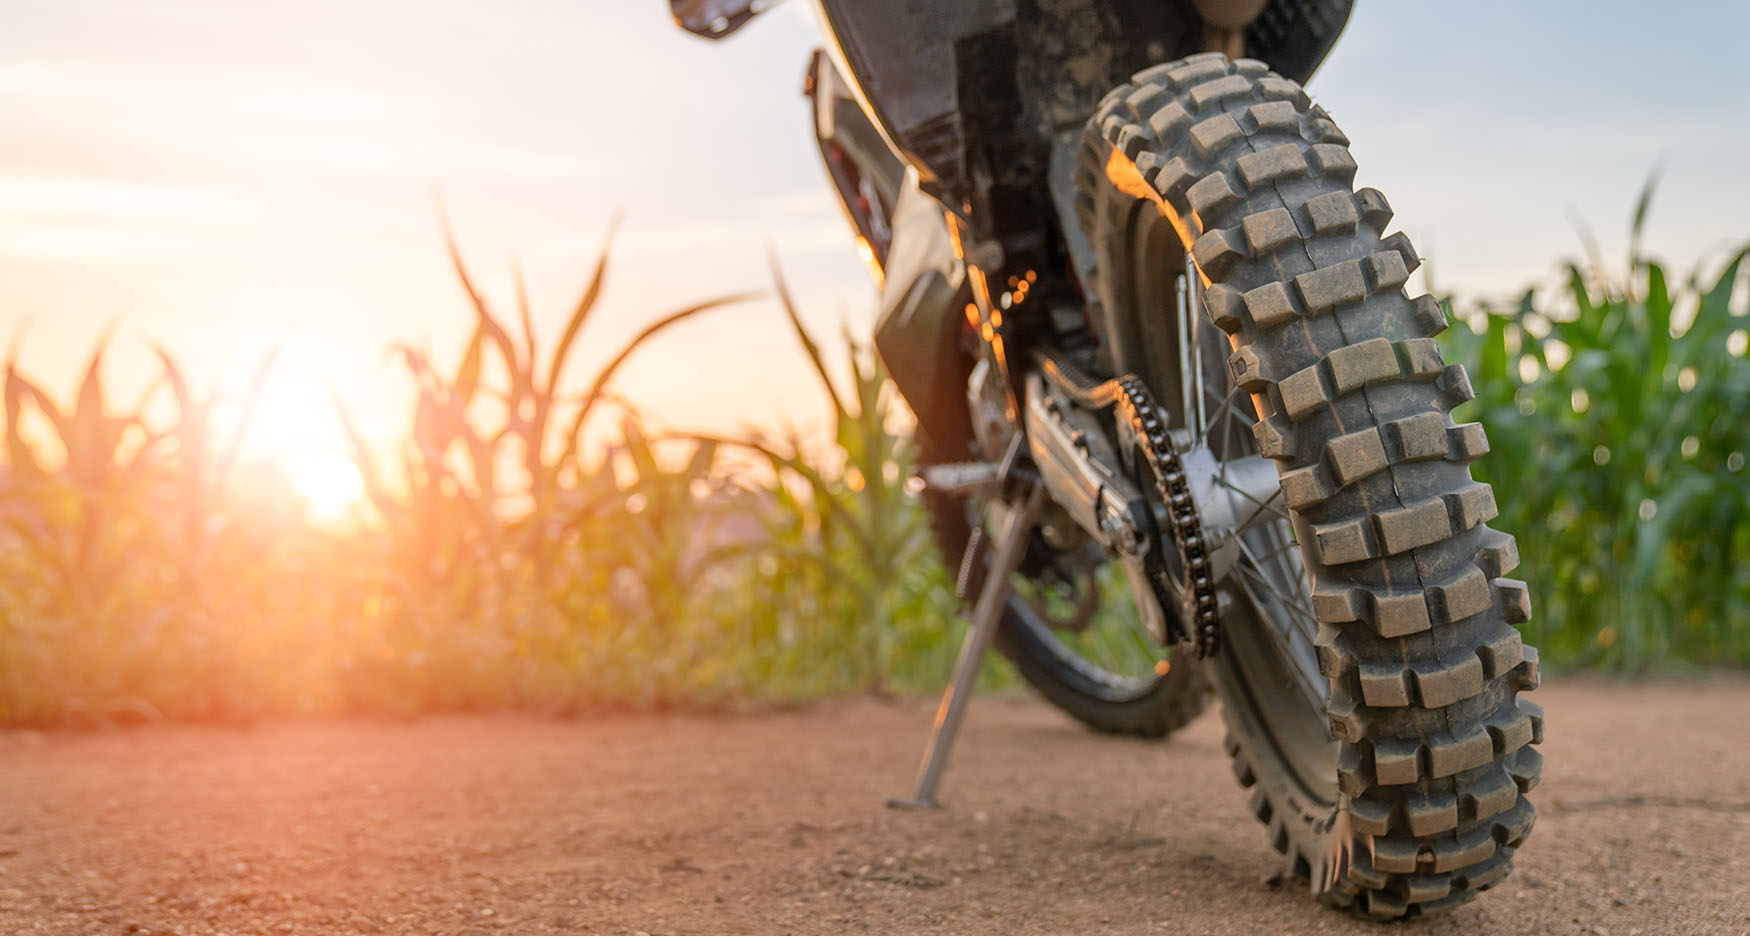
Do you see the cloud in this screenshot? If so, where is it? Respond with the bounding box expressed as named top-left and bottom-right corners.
top-left (0, 225), bottom-right (203, 260)
top-left (180, 83), bottom-right (416, 124)
top-left (0, 64), bottom-right (51, 93)
top-left (161, 127), bottom-right (603, 179)
top-left (0, 174), bottom-right (279, 222)
top-left (0, 55), bottom-right (598, 182)
top-left (611, 190), bottom-right (852, 259)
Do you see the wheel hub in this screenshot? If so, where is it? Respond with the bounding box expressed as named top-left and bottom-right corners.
top-left (1025, 354), bottom-right (1290, 658)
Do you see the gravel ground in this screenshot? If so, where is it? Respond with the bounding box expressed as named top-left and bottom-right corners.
top-left (1, 678), bottom-right (1746, 935)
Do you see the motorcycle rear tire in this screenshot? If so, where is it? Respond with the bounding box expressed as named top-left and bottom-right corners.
top-left (1075, 53), bottom-right (1544, 917)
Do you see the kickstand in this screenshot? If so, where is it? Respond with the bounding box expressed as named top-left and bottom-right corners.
top-left (888, 481), bottom-right (1045, 809)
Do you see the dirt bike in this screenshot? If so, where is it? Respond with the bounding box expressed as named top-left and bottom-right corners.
top-left (674, 0), bottom-right (1543, 918)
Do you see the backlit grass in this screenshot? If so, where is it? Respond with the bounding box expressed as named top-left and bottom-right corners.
top-left (1, 194), bottom-right (1744, 724)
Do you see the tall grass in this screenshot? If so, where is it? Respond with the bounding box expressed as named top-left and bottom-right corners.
top-left (2, 194), bottom-right (1745, 724)
top-left (0, 337), bottom-right (359, 723)
top-left (1442, 185), bottom-right (1750, 668)
top-left (0, 232), bottom-right (965, 725)
top-left (696, 256), bottom-right (959, 693)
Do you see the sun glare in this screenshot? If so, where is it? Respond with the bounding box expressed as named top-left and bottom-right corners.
top-left (285, 451), bottom-right (365, 521)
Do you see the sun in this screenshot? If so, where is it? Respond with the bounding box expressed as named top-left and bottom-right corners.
top-left (284, 450), bottom-right (366, 521)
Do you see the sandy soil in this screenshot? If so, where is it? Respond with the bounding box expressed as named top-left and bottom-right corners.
top-left (1, 678), bottom-right (1746, 935)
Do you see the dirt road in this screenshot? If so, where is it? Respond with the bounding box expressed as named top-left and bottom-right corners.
top-left (1, 679), bottom-right (1746, 935)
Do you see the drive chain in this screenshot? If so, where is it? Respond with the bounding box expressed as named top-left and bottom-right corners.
top-left (1111, 375), bottom-right (1221, 657)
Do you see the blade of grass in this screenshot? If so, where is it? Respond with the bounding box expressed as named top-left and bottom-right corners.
top-left (1629, 165), bottom-right (1663, 273)
top-left (438, 201), bottom-right (526, 404)
top-left (513, 257), bottom-right (537, 379)
top-left (768, 245), bottom-right (846, 418)
top-left (547, 212), bottom-right (623, 396)
top-left (212, 347), bottom-right (278, 486)
top-left (559, 292), bottom-right (761, 467)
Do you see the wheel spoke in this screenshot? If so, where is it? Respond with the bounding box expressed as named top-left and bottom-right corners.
top-left (1231, 570), bottom-right (1304, 643)
top-left (1253, 531), bottom-right (1302, 566)
top-left (1231, 567), bottom-right (1327, 712)
top-left (1199, 382), bottom-right (1242, 457)
top-left (1228, 482), bottom-right (1291, 532)
top-left (1177, 273), bottom-right (1195, 437)
top-left (1221, 396), bottom-right (1257, 461)
top-left (1235, 542), bottom-right (1319, 641)
top-left (1230, 563), bottom-right (1316, 644)
top-left (1238, 553), bottom-right (1314, 618)
top-left (1187, 257), bottom-right (1209, 439)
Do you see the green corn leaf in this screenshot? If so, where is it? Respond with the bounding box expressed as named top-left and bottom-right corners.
top-left (453, 326), bottom-right (486, 411)
top-left (4, 366), bottom-right (49, 482)
top-left (559, 291), bottom-right (759, 469)
top-left (151, 345), bottom-right (207, 477)
top-left (216, 346), bottom-right (279, 486)
top-left (1480, 312), bottom-right (1508, 389)
top-left (512, 258), bottom-right (537, 382)
top-left (1645, 261), bottom-right (1672, 372)
top-left (116, 428), bottom-right (168, 490)
top-left (619, 416), bottom-right (660, 490)
top-left (1629, 166), bottom-right (1662, 271)
top-left (548, 213), bottom-right (622, 396)
top-left (7, 367), bottom-right (72, 471)
top-left (682, 437), bottom-right (717, 486)
top-left (769, 246), bottom-right (846, 419)
top-left (440, 208), bottom-right (527, 405)
top-left (1698, 247), bottom-right (1747, 331)
top-left (333, 393), bottom-right (407, 530)
top-left (68, 339), bottom-right (127, 489)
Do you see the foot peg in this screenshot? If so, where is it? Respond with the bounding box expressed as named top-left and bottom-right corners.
top-left (917, 461), bottom-right (1002, 497)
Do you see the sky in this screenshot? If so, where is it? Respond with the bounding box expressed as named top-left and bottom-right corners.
top-left (2, 0), bottom-right (1747, 466)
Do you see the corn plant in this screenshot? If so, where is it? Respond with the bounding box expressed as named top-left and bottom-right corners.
top-left (0, 337), bottom-right (299, 723)
top-left (9, 181), bottom-right (1745, 727)
top-left (695, 255), bottom-right (957, 693)
top-left (330, 220), bottom-right (758, 709)
top-left (1443, 182), bottom-right (1750, 667)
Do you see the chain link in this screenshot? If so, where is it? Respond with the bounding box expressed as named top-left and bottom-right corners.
top-left (1112, 375), bottom-right (1221, 658)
